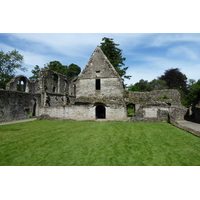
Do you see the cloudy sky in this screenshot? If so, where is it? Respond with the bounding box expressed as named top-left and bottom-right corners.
top-left (0, 33), bottom-right (200, 85)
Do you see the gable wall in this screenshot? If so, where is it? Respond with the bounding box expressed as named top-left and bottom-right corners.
top-left (76, 78), bottom-right (124, 98)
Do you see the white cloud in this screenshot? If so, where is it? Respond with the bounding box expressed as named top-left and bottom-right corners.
top-left (167, 46), bottom-right (199, 60)
top-left (144, 33), bottom-right (200, 48)
top-left (0, 42), bottom-right (16, 52)
top-left (10, 33), bottom-right (105, 57)
top-left (1, 33), bottom-right (200, 84)
top-left (124, 52), bottom-right (200, 85)
top-left (0, 41), bottom-right (52, 76)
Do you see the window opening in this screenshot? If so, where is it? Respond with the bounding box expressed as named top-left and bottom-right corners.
top-left (96, 79), bottom-right (101, 90)
top-left (127, 104), bottom-right (135, 117)
top-left (32, 99), bottom-right (37, 116)
top-left (52, 74), bottom-right (58, 92)
top-left (17, 77), bottom-right (26, 92)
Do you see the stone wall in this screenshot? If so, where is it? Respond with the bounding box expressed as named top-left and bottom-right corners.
top-left (1, 46), bottom-right (188, 123)
top-left (125, 89), bottom-right (182, 105)
top-left (0, 90), bottom-right (41, 122)
top-left (127, 90), bottom-right (187, 122)
top-left (39, 70), bottom-right (69, 94)
top-left (39, 103), bottom-right (127, 121)
top-left (76, 46), bottom-right (124, 99)
top-left (76, 78), bottom-right (124, 98)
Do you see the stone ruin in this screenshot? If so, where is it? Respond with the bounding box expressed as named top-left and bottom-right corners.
top-left (0, 46), bottom-right (187, 122)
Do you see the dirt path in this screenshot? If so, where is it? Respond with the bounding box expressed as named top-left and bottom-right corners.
top-left (0, 118), bottom-right (37, 126)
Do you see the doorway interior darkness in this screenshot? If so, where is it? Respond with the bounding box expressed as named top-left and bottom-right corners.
top-left (32, 98), bottom-right (37, 116)
top-left (96, 105), bottom-right (106, 119)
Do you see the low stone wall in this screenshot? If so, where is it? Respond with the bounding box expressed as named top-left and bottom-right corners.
top-left (125, 89), bottom-right (181, 105)
top-left (129, 103), bottom-right (187, 123)
top-left (0, 90), bottom-right (41, 122)
top-left (39, 103), bottom-right (127, 121)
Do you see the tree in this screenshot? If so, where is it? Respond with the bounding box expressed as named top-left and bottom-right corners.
top-left (127, 79), bottom-right (168, 92)
top-left (44, 61), bottom-right (67, 75)
top-left (149, 79), bottom-right (168, 90)
top-left (159, 68), bottom-right (188, 92)
top-left (0, 50), bottom-right (26, 89)
top-left (30, 61), bottom-right (81, 80)
top-left (128, 79), bottom-right (151, 92)
top-left (66, 63), bottom-right (81, 80)
top-left (100, 37), bottom-right (131, 79)
top-left (186, 79), bottom-right (200, 106)
top-left (29, 65), bottom-right (41, 80)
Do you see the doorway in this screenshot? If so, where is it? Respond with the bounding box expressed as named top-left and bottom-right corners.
top-left (96, 105), bottom-right (106, 119)
top-left (127, 104), bottom-right (135, 117)
top-left (32, 98), bottom-right (37, 116)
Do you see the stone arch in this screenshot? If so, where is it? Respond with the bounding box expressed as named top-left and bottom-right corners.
top-left (95, 103), bottom-right (106, 119)
top-left (17, 77), bottom-right (27, 92)
top-left (6, 75), bottom-right (30, 92)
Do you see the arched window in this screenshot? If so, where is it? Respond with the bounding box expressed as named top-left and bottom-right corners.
top-left (96, 105), bottom-right (106, 119)
top-left (17, 77), bottom-right (26, 92)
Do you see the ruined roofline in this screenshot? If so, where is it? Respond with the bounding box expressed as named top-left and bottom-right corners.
top-left (79, 46), bottom-right (124, 82)
top-left (39, 69), bottom-right (70, 82)
top-left (95, 46), bottom-right (122, 79)
top-left (127, 89), bottom-right (181, 94)
top-left (6, 75), bottom-right (31, 90)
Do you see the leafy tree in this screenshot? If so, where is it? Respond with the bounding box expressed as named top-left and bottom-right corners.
top-left (29, 65), bottom-right (41, 80)
top-left (100, 37), bottom-right (131, 79)
top-left (0, 50), bottom-right (26, 89)
top-left (159, 68), bottom-right (188, 92)
top-left (66, 63), bottom-right (81, 80)
top-left (127, 79), bottom-right (168, 92)
top-left (44, 61), bottom-right (67, 75)
top-left (30, 61), bottom-right (81, 80)
top-left (128, 79), bottom-right (151, 92)
top-left (186, 79), bottom-right (200, 106)
top-left (149, 79), bottom-right (168, 90)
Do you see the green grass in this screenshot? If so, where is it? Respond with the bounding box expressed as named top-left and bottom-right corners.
top-left (0, 120), bottom-right (200, 166)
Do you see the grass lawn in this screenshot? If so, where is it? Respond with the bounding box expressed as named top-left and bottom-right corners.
top-left (0, 120), bottom-right (200, 166)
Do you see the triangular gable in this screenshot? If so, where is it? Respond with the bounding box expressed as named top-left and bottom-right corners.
top-left (79, 46), bottom-right (122, 79)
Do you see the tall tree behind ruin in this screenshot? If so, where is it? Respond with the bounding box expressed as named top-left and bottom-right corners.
top-left (100, 37), bottom-right (131, 80)
top-left (30, 61), bottom-right (81, 80)
top-left (159, 68), bottom-right (188, 93)
top-left (0, 50), bottom-right (26, 89)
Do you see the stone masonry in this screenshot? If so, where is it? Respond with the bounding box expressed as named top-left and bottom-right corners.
top-left (0, 46), bottom-right (187, 122)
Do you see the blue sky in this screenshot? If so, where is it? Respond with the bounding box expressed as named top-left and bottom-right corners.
top-left (0, 33), bottom-right (200, 85)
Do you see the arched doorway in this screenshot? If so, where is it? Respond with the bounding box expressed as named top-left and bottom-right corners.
top-left (96, 105), bottom-right (106, 119)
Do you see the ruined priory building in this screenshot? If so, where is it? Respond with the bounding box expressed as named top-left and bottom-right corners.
top-left (0, 47), bottom-right (187, 122)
